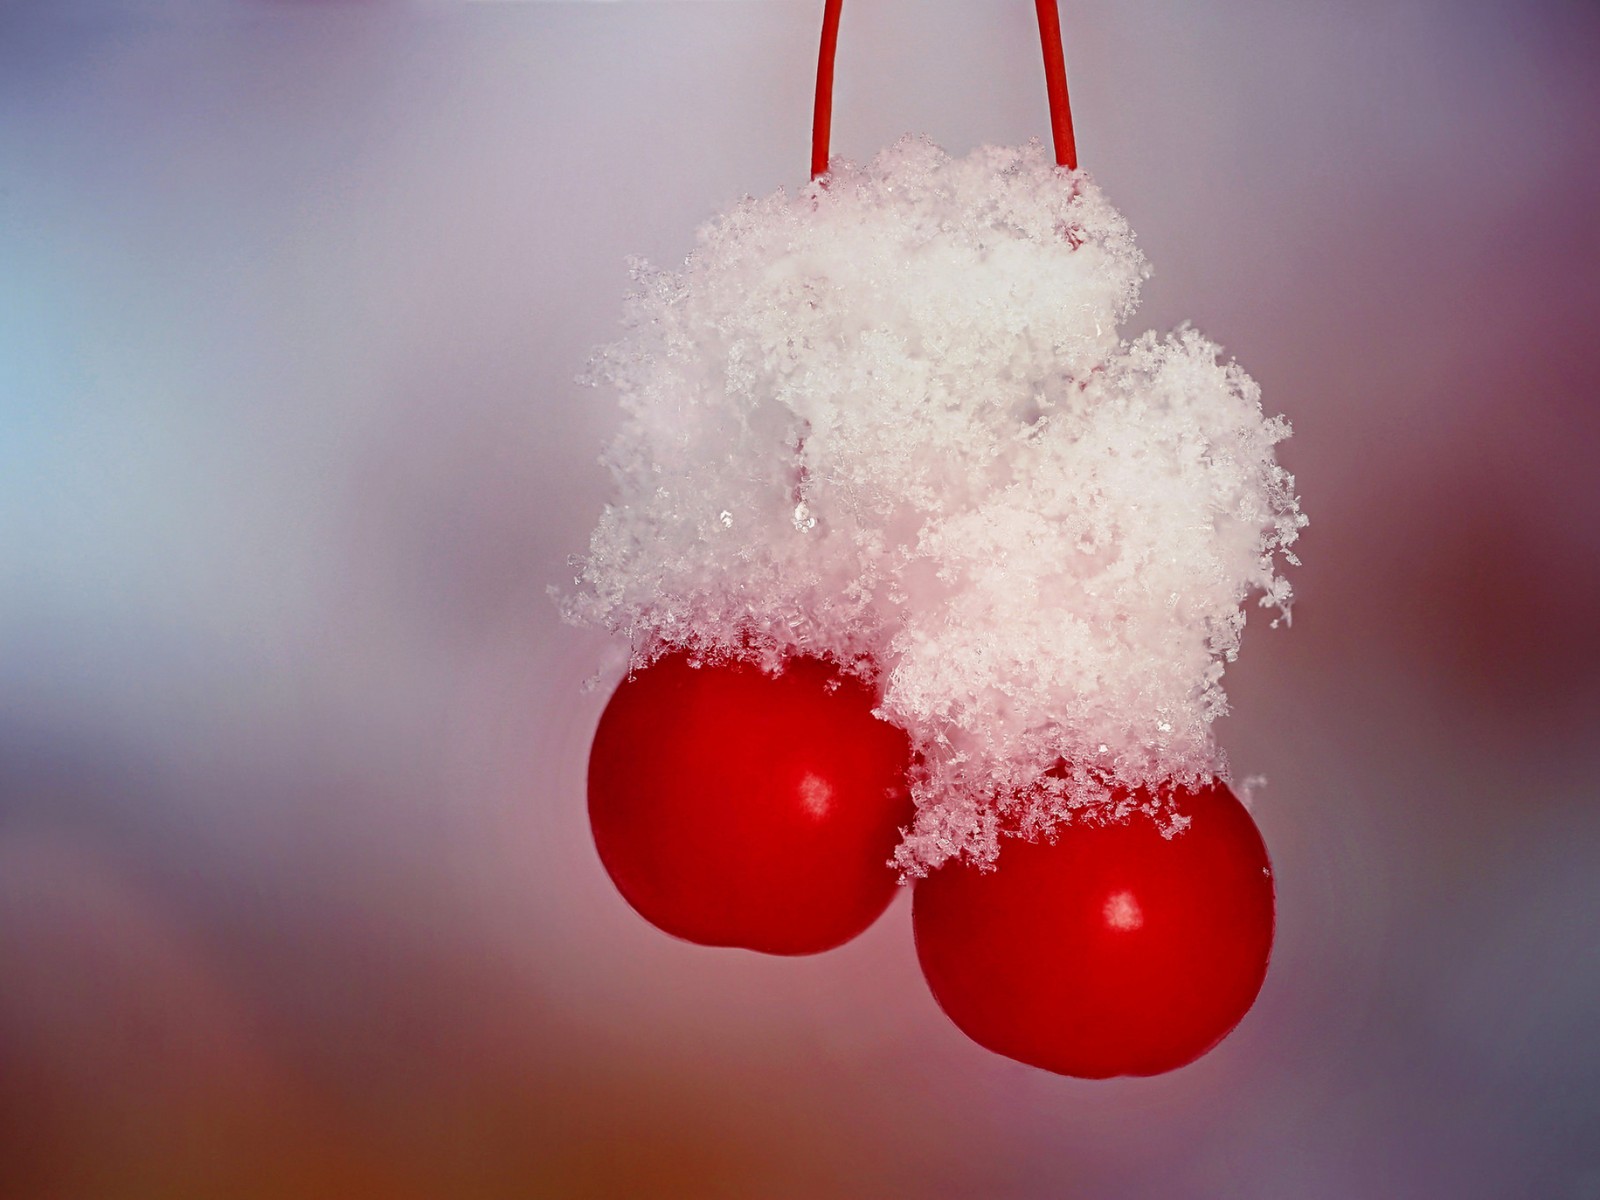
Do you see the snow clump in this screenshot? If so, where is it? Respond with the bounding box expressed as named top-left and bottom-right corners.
top-left (562, 137), bottom-right (1305, 875)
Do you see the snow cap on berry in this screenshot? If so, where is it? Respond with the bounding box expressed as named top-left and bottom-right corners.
top-left (563, 138), bottom-right (1305, 873)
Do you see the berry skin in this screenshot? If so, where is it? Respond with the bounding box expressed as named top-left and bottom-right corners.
top-left (588, 651), bottom-right (915, 955)
top-left (912, 780), bottom-right (1274, 1077)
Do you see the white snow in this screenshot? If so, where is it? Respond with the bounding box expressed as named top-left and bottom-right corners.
top-left (562, 137), bottom-right (1305, 874)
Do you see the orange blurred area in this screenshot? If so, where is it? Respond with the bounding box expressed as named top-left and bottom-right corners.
top-left (0, 822), bottom-right (957, 1198)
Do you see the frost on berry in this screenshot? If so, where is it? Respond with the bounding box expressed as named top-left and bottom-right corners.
top-left (561, 138), bottom-right (1305, 875)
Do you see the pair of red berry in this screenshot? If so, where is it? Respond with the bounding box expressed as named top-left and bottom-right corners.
top-left (588, 651), bottom-right (1274, 1078)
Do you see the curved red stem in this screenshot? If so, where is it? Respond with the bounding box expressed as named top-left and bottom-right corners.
top-left (811, 0), bottom-right (843, 180)
top-left (810, 0), bottom-right (1079, 179)
top-left (1034, 0), bottom-right (1078, 169)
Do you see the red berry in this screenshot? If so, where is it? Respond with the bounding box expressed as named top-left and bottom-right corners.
top-left (912, 780), bottom-right (1273, 1077)
top-left (588, 651), bottom-right (915, 955)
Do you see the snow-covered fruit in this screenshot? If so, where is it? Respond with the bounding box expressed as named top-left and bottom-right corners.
top-left (913, 779), bottom-right (1274, 1077)
top-left (565, 139), bottom-right (1304, 875)
top-left (569, 137), bottom-right (1299, 1071)
top-left (587, 651), bottom-right (914, 955)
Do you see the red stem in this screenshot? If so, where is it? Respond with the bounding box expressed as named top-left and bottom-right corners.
top-left (1034, 0), bottom-right (1078, 169)
top-left (810, 0), bottom-right (1079, 179)
top-left (811, 0), bottom-right (843, 180)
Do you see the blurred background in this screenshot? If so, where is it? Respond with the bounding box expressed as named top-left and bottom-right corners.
top-left (2, 1), bottom-right (1597, 1196)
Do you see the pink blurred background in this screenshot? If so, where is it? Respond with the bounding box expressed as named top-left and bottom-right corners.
top-left (2, 1), bottom-right (1597, 1196)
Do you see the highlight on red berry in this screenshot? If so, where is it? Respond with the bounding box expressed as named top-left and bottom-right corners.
top-left (912, 779), bottom-right (1274, 1078)
top-left (587, 651), bottom-right (915, 956)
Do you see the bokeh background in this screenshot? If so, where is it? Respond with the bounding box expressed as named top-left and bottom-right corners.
top-left (3, 1), bottom-right (1598, 1196)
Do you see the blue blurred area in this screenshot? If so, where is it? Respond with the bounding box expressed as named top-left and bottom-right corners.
top-left (2, 2), bottom-right (1599, 1196)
